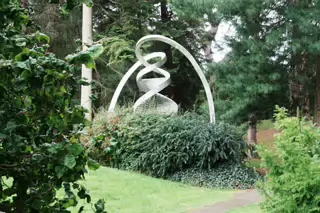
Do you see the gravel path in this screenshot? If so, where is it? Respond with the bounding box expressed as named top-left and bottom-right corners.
top-left (192, 189), bottom-right (262, 213)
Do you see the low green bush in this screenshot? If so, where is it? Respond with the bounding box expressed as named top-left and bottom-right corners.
top-left (86, 110), bottom-right (248, 177)
top-left (168, 162), bottom-right (261, 189)
top-left (258, 106), bottom-right (320, 213)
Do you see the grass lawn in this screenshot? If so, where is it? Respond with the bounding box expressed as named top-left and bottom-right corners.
top-left (226, 204), bottom-right (261, 213)
top-left (71, 167), bottom-right (235, 213)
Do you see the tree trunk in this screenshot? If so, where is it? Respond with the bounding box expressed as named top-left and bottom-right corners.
top-left (247, 114), bottom-right (257, 159)
top-left (81, 4), bottom-right (93, 121)
top-left (315, 56), bottom-right (320, 125)
top-left (290, 0), bottom-right (311, 119)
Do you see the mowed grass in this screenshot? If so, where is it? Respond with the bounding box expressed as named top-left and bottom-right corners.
top-left (227, 204), bottom-right (261, 213)
top-left (72, 167), bottom-right (235, 213)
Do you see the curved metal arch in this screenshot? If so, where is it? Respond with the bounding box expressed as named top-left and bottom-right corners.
top-left (108, 35), bottom-right (215, 124)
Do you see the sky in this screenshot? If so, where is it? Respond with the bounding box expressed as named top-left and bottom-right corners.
top-left (210, 21), bottom-right (235, 62)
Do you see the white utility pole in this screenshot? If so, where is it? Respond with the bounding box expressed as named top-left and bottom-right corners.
top-left (81, 4), bottom-right (93, 121)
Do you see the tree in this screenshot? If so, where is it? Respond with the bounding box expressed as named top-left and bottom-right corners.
top-left (172, 0), bottom-right (221, 62)
top-left (90, 0), bottom-right (208, 111)
top-left (179, 0), bottom-right (320, 130)
top-left (213, 0), bottom-right (290, 146)
top-left (0, 0), bottom-right (105, 211)
top-left (29, 0), bottom-right (82, 58)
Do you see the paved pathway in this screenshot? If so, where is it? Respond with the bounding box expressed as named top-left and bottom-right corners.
top-left (192, 189), bottom-right (262, 213)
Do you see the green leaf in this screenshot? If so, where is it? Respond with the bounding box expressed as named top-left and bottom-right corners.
top-left (86, 44), bottom-right (104, 59)
top-left (87, 158), bottom-right (100, 171)
top-left (4, 121), bottom-right (18, 132)
top-left (13, 61), bottom-right (31, 70)
top-left (65, 44), bottom-right (104, 69)
top-left (86, 194), bottom-right (91, 203)
top-left (77, 187), bottom-right (86, 199)
top-left (78, 206), bottom-right (85, 213)
top-left (90, 94), bottom-right (98, 101)
top-left (60, 85), bottom-right (67, 93)
top-left (24, 96), bottom-right (32, 107)
top-left (73, 183), bottom-right (80, 189)
top-left (61, 4), bottom-right (71, 15)
top-left (0, 133), bottom-right (6, 140)
top-left (25, 145), bottom-right (32, 152)
top-left (55, 165), bottom-right (67, 178)
top-left (63, 198), bottom-right (76, 208)
top-left (65, 52), bottom-right (96, 69)
top-left (80, 79), bottom-right (91, 86)
top-left (68, 143), bottom-right (84, 156)
top-left (35, 31), bottom-right (50, 44)
top-left (3, 187), bottom-right (16, 197)
top-left (0, 59), bottom-right (12, 68)
top-left (15, 48), bottom-right (30, 61)
top-left (64, 154), bottom-right (76, 169)
top-left (31, 199), bottom-right (42, 210)
top-left (94, 199), bottom-right (106, 213)
top-left (48, 143), bottom-right (64, 154)
top-left (80, 0), bottom-right (93, 7)
top-left (15, 37), bottom-right (27, 47)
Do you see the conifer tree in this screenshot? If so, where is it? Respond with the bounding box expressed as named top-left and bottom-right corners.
top-left (177, 0), bottom-right (320, 127)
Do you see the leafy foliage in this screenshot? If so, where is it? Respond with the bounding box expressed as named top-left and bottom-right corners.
top-left (86, 109), bottom-right (247, 177)
top-left (168, 162), bottom-right (261, 189)
top-left (0, 0), bottom-right (105, 212)
top-left (258, 106), bottom-right (320, 213)
top-left (65, 44), bottom-right (105, 69)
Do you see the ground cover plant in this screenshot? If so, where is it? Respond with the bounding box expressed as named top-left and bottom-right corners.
top-left (168, 162), bottom-right (261, 189)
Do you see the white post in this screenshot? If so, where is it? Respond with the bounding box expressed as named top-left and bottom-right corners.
top-left (81, 4), bottom-right (93, 121)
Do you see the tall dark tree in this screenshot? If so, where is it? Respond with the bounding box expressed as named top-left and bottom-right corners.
top-left (176, 0), bottom-right (320, 128)
top-left (91, 0), bottom-right (207, 111)
top-left (213, 0), bottom-right (290, 146)
top-left (29, 0), bottom-right (82, 58)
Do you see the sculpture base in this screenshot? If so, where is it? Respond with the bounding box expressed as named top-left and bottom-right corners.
top-left (134, 94), bottom-right (178, 115)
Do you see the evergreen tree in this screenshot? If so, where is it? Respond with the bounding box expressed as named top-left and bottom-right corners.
top-left (29, 0), bottom-right (82, 58)
top-left (91, 0), bottom-right (208, 111)
top-left (213, 0), bottom-right (290, 122)
top-left (178, 0), bottom-right (320, 127)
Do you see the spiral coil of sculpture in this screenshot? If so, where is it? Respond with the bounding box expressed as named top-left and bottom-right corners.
top-left (108, 35), bottom-right (216, 124)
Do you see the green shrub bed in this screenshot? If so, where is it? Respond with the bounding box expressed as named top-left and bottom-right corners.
top-left (85, 110), bottom-right (249, 177)
top-left (85, 109), bottom-right (261, 189)
top-left (168, 162), bottom-right (261, 189)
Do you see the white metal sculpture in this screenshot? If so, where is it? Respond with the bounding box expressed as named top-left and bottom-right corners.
top-left (108, 35), bottom-right (216, 124)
